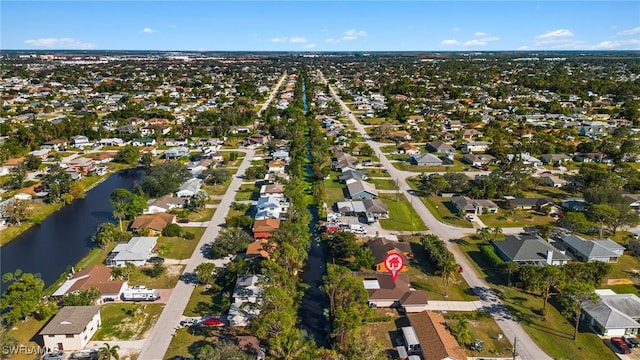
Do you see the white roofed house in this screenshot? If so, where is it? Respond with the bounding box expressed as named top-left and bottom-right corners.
top-left (254, 196), bottom-right (290, 220)
top-left (145, 195), bottom-right (187, 214)
top-left (71, 135), bottom-right (90, 148)
top-left (106, 236), bottom-right (158, 267)
top-left (165, 146), bottom-right (190, 159)
top-left (228, 274), bottom-right (268, 327)
top-left (176, 178), bottom-right (202, 198)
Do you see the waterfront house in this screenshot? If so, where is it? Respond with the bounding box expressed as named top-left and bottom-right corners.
top-left (129, 213), bottom-right (175, 235)
top-left (106, 236), bottom-right (158, 267)
top-left (346, 180), bottom-right (378, 200)
top-left (52, 265), bottom-right (127, 302)
top-left (228, 274), bottom-right (268, 327)
top-left (363, 273), bottom-right (427, 312)
top-left (40, 306), bottom-right (101, 351)
top-left (368, 237), bottom-right (412, 272)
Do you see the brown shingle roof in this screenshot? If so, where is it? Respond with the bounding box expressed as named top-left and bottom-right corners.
top-left (130, 213), bottom-right (175, 232)
top-left (407, 311), bottom-right (468, 360)
top-left (252, 218), bottom-right (281, 233)
top-left (368, 238), bottom-right (412, 266)
top-left (66, 265), bottom-right (126, 296)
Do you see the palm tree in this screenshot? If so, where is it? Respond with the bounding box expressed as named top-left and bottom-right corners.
top-left (98, 343), bottom-right (120, 360)
top-left (492, 226), bottom-right (503, 240)
top-left (455, 318), bottom-right (473, 346)
top-left (439, 254), bottom-right (459, 298)
top-left (112, 202), bottom-right (127, 231)
top-left (476, 227), bottom-right (491, 243)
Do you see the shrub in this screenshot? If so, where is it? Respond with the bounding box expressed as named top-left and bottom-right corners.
top-left (481, 245), bottom-right (504, 267)
top-left (183, 232), bottom-right (196, 240)
top-left (162, 223), bottom-right (183, 237)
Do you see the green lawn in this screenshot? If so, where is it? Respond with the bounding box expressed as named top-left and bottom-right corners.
top-left (422, 196), bottom-right (473, 228)
top-left (602, 283), bottom-right (640, 297)
top-left (606, 254), bottom-right (640, 279)
top-left (324, 186), bottom-right (347, 205)
top-left (368, 178), bottom-right (397, 190)
top-left (202, 183), bottom-right (230, 196)
top-left (497, 287), bottom-right (617, 360)
top-left (378, 193), bottom-right (428, 231)
top-left (129, 264), bottom-right (185, 288)
top-left (379, 145), bottom-right (398, 153)
top-left (234, 183), bottom-right (259, 201)
top-left (186, 207), bottom-right (215, 222)
top-left (93, 303), bottom-right (164, 341)
top-left (479, 208), bottom-right (555, 228)
top-left (361, 117), bottom-right (397, 126)
top-left (365, 168), bottom-right (391, 177)
top-left (184, 286), bottom-right (228, 317)
top-left (6, 315), bottom-right (54, 360)
top-left (164, 327), bottom-right (229, 360)
top-left (392, 161), bottom-right (466, 173)
top-left (444, 312), bottom-right (512, 357)
top-left (157, 227), bottom-right (204, 259)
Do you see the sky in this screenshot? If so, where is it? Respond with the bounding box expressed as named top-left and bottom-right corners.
top-left (2, 1), bottom-right (639, 51)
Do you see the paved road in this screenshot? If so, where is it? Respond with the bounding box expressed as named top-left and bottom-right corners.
top-left (138, 148), bottom-right (254, 360)
top-left (324, 72), bottom-right (551, 360)
top-left (257, 72), bottom-right (287, 117)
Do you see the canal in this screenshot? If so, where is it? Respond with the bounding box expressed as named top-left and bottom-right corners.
top-left (299, 78), bottom-right (331, 347)
top-left (0, 168), bottom-right (145, 287)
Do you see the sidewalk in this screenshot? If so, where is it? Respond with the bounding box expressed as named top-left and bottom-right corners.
top-left (425, 300), bottom-right (484, 311)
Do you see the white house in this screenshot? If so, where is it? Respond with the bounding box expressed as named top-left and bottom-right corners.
top-left (176, 179), bottom-right (202, 198)
top-left (71, 135), bottom-right (90, 148)
top-left (228, 274), bottom-right (268, 327)
top-left (165, 146), bottom-right (190, 159)
top-left (254, 196), bottom-right (290, 220)
top-left (582, 290), bottom-right (640, 336)
top-left (40, 306), bottom-right (101, 351)
top-left (106, 237), bottom-right (158, 267)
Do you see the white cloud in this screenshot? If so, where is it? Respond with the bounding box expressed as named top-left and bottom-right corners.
top-left (304, 43), bottom-right (316, 49)
top-left (452, 27), bottom-right (461, 32)
top-left (441, 39), bottom-right (460, 46)
top-left (536, 29), bottom-right (573, 39)
top-left (342, 29), bottom-right (367, 41)
top-left (289, 37), bottom-right (308, 43)
top-left (24, 37), bottom-right (94, 49)
top-left (474, 32), bottom-right (488, 37)
top-left (617, 27), bottom-right (640, 36)
top-left (325, 38), bottom-right (340, 44)
top-left (462, 39), bottom-right (487, 47)
top-left (272, 36), bottom-right (308, 44)
top-left (140, 28), bottom-right (158, 34)
top-left (593, 39), bottom-right (640, 50)
top-left (271, 37), bottom-right (288, 43)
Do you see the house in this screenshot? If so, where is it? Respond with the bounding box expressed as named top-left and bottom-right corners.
top-left (41, 139), bottom-right (68, 151)
top-left (507, 153), bottom-right (543, 167)
top-left (271, 149), bottom-right (290, 163)
top-left (254, 196), bottom-right (290, 220)
top-left (98, 138), bottom-right (125, 147)
top-left (622, 193), bottom-right (640, 211)
top-left (368, 237), bottom-right (412, 272)
top-left (267, 159), bottom-right (286, 173)
top-left (228, 274), bottom-right (268, 327)
top-left (105, 236), bottom-right (158, 267)
top-left (461, 153), bottom-right (495, 167)
top-left (363, 273), bottom-right (428, 312)
top-left (451, 195), bottom-right (498, 215)
top-left (332, 153), bottom-right (358, 171)
top-left (52, 265), bottom-right (127, 302)
top-left (540, 174), bottom-right (567, 188)
top-left (71, 135), bottom-right (90, 148)
top-left (407, 311), bottom-right (468, 360)
top-left (460, 129), bottom-right (483, 141)
top-left (507, 197), bottom-right (554, 211)
top-left (540, 153), bottom-right (571, 166)
top-left (90, 152), bottom-right (116, 165)
top-left (252, 218), bottom-right (281, 239)
top-left (347, 180), bottom-right (378, 200)
top-left (245, 133), bottom-right (270, 146)
top-left (176, 179), bottom-right (202, 198)
top-left (28, 149), bottom-right (50, 159)
top-left (338, 169), bottom-right (369, 183)
top-left (40, 306), bottom-right (101, 351)
top-left (245, 239), bottom-right (276, 261)
top-left (409, 153), bottom-right (443, 166)
top-left (400, 143), bottom-right (420, 155)
top-left (559, 234), bottom-right (625, 263)
top-left (492, 234), bottom-right (570, 265)
top-left (581, 290), bottom-right (640, 336)
top-left (562, 198), bottom-right (587, 212)
top-left (363, 198), bottom-right (389, 220)
top-left (145, 195), bottom-right (186, 214)
top-left (129, 213), bottom-right (175, 235)
top-left (259, 183), bottom-right (285, 198)
top-left (335, 200), bottom-right (367, 217)
top-left (461, 141), bottom-right (490, 153)
top-left (391, 130), bottom-right (411, 141)
top-left (132, 138), bottom-right (156, 147)
top-left (66, 158), bottom-right (95, 175)
top-left (426, 140), bottom-right (455, 155)
top-left (164, 146), bottom-right (190, 159)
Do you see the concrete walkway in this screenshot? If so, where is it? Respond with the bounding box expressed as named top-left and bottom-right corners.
top-left (425, 300), bottom-right (484, 311)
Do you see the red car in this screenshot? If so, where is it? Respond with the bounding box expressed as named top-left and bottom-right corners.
top-left (611, 337), bottom-right (631, 354)
top-left (202, 317), bottom-right (223, 326)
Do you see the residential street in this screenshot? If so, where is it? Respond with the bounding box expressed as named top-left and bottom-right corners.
top-left (137, 148), bottom-right (255, 360)
top-left (325, 75), bottom-right (551, 360)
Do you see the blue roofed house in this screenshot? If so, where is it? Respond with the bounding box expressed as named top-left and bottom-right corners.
top-left (347, 180), bottom-right (378, 200)
top-left (492, 234), bottom-right (570, 266)
top-left (558, 234), bottom-right (626, 263)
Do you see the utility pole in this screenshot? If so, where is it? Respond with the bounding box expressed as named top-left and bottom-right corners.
top-left (395, 177), bottom-right (399, 202)
top-left (512, 336), bottom-right (517, 360)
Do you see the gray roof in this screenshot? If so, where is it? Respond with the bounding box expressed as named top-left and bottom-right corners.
top-left (39, 306), bottom-right (100, 335)
top-left (561, 234), bottom-right (625, 259)
top-left (338, 169), bottom-right (368, 182)
top-left (493, 234), bottom-right (569, 264)
top-left (410, 153), bottom-right (443, 165)
top-left (178, 178), bottom-right (202, 195)
top-left (347, 180), bottom-right (378, 198)
top-left (363, 198), bottom-right (388, 213)
top-left (336, 200), bottom-right (367, 214)
top-left (582, 293), bottom-right (640, 329)
top-left (111, 237), bottom-right (158, 262)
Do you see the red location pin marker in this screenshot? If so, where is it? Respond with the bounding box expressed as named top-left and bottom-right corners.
top-left (384, 253), bottom-right (405, 282)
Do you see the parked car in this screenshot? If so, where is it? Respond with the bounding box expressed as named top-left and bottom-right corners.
top-left (147, 256), bottom-right (165, 264)
top-left (43, 352), bottom-right (64, 360)
top-left (611, 337), bottom-right (632, 354)
top-left (180, 318), bottom-right (199, 327)
top-left (178, 219), bottom-right (190, 224)
top-left (623, 335), bottom-right (640, 348)
top-left (202, 317), bottom-right (223, 326)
